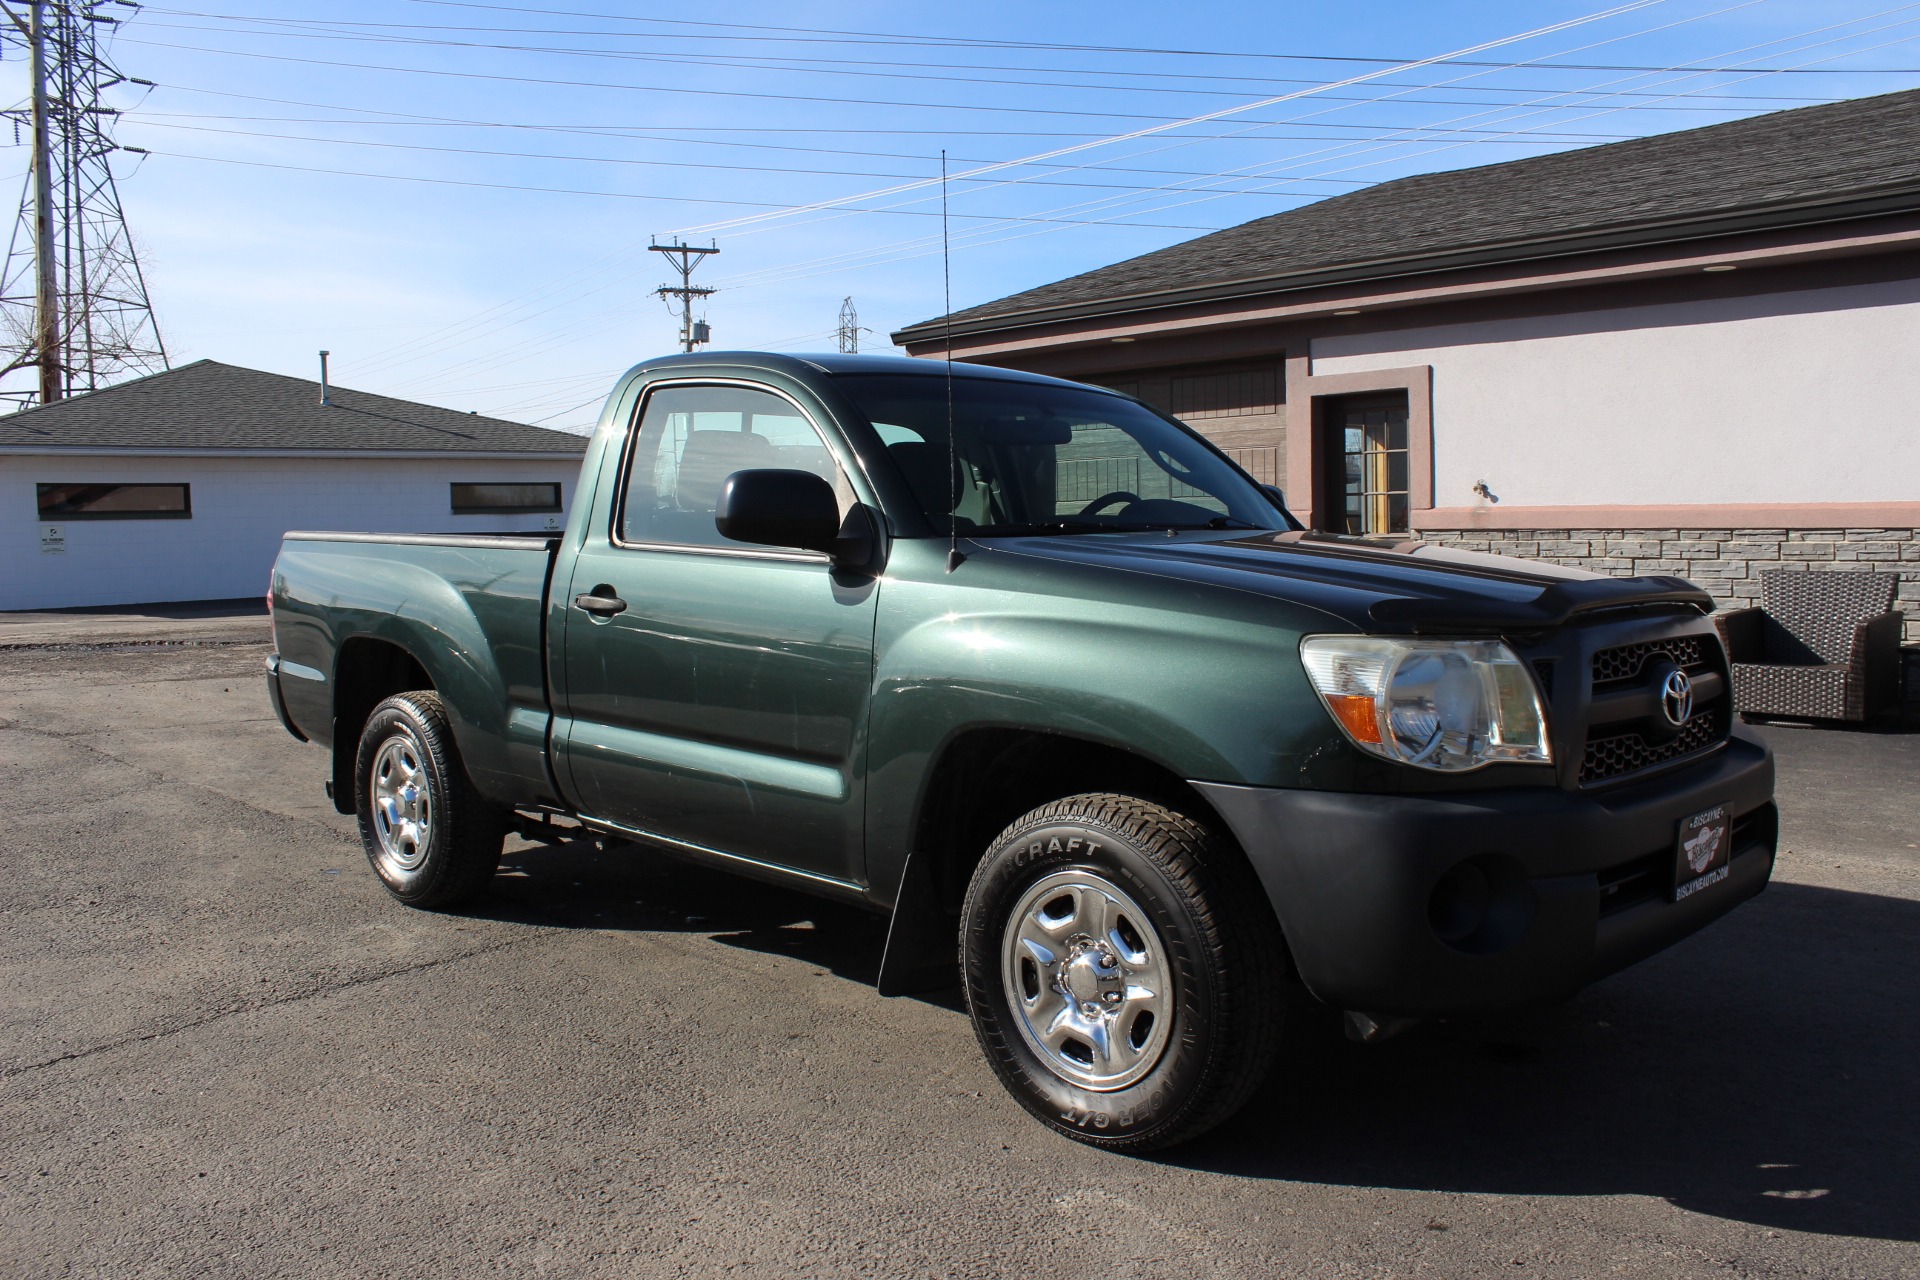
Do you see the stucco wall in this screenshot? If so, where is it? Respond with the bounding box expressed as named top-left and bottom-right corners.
top-left (1309, 277), bottom-right (1920, 509)
top-left (1, 453), bottom-right (578, 611)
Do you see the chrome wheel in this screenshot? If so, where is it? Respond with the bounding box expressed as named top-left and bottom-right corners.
top-left (370, 733), bottom-right (433, 874)
top-left (1001, 870), bottom-right (1174, 1091)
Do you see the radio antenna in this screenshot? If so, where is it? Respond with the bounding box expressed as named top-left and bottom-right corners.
top-left (942, 149), bottom-right (963, 573)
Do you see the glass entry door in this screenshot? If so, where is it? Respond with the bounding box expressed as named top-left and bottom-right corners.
top-left (1325, 395), bottom-right (1410, 536)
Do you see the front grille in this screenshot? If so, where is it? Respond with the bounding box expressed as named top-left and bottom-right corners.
top-left (1582, 702), bottom-right (1729, 784)
top-left (1592, 636), bottom-right (1709, 686)
top-left (1577, 629), bottom-right (1731, 787)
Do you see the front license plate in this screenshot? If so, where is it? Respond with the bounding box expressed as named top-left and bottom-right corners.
top-left (1674, 804), bottom-right (1732, 901)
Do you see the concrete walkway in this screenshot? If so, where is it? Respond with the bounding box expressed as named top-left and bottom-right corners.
top-left (0, 598), bottom-right (271, 648)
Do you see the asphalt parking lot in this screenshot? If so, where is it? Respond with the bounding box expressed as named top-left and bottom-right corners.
top-left (3, 623), bottom-right (1917, 1279)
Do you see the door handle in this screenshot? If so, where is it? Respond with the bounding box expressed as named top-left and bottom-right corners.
top-left (574, 589), bottom-right (628, 617)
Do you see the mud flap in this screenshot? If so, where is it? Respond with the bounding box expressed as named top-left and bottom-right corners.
top-left (876, 849), bottom-right (957, 996)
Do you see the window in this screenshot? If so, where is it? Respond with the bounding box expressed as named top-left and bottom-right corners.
top-left (1324, 396), bottom-right (1410, 536)
top-left (1168, 367), bottom-right (1280, 420)
top-left (619, 383), bottom-right (853, 550)
top-left (450, 482), bottom-right (562, 514)
top-left (835, 374), bottom-right (1280, 536)
top-left (36, 482), bottom-right (190, 519)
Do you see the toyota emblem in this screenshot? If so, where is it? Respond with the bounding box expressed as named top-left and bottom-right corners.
top-left (1660, 669), bottom-right (1694, 726)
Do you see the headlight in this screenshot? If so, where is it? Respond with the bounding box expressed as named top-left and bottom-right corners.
top-left (1299, 636), bottom-right (1551, 772)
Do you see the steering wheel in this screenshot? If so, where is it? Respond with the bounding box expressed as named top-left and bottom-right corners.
top-left (1077, 490), bottom-right (1141, 517)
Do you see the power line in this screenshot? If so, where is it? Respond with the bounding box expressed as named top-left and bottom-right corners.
top-left (126, 7), bottom-right (1899, 102)
top-left (129, 119), bottom-right (1591, 193)
top-left (124, 13), bottom-right (1916, 108)
top-left (668, 1), bottom-right (1669, 238)
top-left (373, 0), bottom-right (1920, 72)
top-left (136, 149), bottom-right (1228, 229)
top-left (125, 32), bottom-right (1796, 124)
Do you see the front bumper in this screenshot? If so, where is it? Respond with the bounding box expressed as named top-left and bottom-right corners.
top-left (1194, 732), bottom-right (1776, 1017)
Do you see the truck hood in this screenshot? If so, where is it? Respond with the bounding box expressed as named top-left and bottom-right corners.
top-left (981, 529), bottom-right (1713, 634)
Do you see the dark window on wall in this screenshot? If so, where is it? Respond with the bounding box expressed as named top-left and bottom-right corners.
top-left (1169, 368), bottom-right (1279, 420)
top-left (450, 482), bottom-right (562, 514)
top-left (36, 482), bottom-right (190, 519)
top-left (1321, 395), bottom-right (1409, 536)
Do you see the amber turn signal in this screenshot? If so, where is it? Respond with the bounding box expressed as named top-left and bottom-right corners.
top-left (1324, 693), bottom-right (1383, 745)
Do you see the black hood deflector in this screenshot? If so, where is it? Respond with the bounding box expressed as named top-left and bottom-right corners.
top-left (1364, 574), bottom-right (1713, 632)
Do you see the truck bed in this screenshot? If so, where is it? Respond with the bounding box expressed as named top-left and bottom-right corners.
top-left (270, 530), bottom-right (563, 809)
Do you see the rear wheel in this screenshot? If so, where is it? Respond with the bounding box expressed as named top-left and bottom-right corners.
top-left (353, 691), bottom-right (504, 908)
top-left (960, 793), bottom-right (1286, 1152)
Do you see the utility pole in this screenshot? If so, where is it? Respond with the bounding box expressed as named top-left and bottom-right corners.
top-left (649, 239), bottom-right (717, 354)
top-left (836, 296), bottom-right (861, 354)
top-left (0, 0), bottom-right (168, 409)
top-left (21, 2), bottom-right (59, 403)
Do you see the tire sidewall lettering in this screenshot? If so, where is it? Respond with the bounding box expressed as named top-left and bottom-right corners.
top-left (1011, 835), bottom-right (1100, 870)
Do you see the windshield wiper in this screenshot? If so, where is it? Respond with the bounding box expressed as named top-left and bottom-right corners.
top-left (969, 521), bottom-right (1155, 536)
top-left (1154, 516), bottom-right (1268, 531)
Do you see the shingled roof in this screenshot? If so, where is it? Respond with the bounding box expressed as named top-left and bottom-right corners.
top-left (895, 87), bottom-right (1920, 343)
top-left (0, 359), bottom-right (588, 454)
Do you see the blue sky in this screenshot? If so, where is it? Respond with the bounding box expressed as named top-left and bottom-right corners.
top-left (6, 0), bottom-right (1920, 429)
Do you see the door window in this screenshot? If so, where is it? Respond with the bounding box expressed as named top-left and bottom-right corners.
top-left (619, 384), bottom-right (852, 549)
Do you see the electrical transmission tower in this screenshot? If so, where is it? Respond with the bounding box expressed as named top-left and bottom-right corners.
top-left (649, 239), bottom-right (717, 354)
top-left (0, 0), bottom-right (165, 409)
top-left (836, 296), bottom-right (867, 354)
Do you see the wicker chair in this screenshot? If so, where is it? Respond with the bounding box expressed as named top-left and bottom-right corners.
top-left (1712, 570), bottom-right (1902, 722)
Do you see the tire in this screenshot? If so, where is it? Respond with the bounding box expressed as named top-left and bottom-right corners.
top-left (353, 691), bottom-right (505, 908)
top-left (960, 793), bottom-right (1286, 1152)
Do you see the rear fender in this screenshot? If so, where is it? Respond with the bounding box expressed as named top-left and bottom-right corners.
top-left (277, 548), bottom-right (552, 808)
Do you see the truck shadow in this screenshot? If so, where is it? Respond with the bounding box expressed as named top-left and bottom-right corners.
top-left (468, 835), bottom-right (894, 993)
top-left (465, 841), bottom-right (1917, 1242)
top-left (1170, 878), bottom-right (1920, 1244)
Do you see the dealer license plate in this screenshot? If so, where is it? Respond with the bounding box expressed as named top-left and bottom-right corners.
top-left (1673, 804), bottom-right (1732, 901)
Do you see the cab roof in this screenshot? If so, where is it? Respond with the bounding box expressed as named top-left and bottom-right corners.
top-left (627, 350), bottom-right (1111, 392)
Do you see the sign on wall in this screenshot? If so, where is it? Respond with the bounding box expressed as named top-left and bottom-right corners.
top-left (39, 525), bottom-right (65, 555)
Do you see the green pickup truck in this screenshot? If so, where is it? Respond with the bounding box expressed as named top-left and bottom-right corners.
top-left (267, 352), bottom-right (1776, 1151)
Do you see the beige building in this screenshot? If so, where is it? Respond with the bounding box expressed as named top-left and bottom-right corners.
top-left (893, 88), bottom-right (1920, 643)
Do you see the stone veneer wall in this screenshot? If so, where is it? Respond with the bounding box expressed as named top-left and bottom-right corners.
top-left (1418, 527), bottom-right (1920, 708)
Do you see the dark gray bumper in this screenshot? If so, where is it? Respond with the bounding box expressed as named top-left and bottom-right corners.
top-left (1194, 733), bottom-right (1776, 1017)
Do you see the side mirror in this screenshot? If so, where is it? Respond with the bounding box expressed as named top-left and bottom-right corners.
top-left (1261, 483), bottom-right (1305, 532)
top-left (716, 468), bottom-right (874, 568)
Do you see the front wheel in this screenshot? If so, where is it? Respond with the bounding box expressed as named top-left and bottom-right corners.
top-left (960, 793), bottom-right (1286, 1152)
top-left (353, 691), bottom-right (504, 908)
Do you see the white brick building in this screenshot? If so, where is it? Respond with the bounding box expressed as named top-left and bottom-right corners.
top-left (1, 361), bottom-right (587, 611)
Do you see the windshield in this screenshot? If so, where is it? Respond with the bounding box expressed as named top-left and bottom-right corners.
top-left (834, 373), bottom-right (1284, 536)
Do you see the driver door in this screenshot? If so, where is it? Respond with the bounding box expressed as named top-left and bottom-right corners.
top-left (557, 381), bottom-right (878, 886)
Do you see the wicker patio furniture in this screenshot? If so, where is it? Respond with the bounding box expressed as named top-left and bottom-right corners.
top-left (1712, 570), bottom-right (1902, 722)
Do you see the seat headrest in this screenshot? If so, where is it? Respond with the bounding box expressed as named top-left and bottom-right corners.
top-left (674, 430), bottom-right (773, 510)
